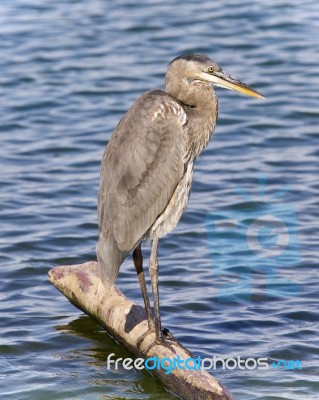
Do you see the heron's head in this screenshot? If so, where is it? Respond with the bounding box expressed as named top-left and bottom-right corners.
top-left (166, 53), bottom-right (264, 99)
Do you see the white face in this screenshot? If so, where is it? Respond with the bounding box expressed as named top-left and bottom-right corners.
top-left (167, 55), bottom-right (264, 99)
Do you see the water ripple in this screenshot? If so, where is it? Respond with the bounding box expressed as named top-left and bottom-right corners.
top-left (1, 0), bottom-right (318, 399)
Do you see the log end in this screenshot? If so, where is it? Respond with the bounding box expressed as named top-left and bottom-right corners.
top-left (48, 262), bottom-right (233, 400)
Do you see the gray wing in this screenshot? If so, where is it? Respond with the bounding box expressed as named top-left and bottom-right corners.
top-left (97, 90), bottom-right (187, 288)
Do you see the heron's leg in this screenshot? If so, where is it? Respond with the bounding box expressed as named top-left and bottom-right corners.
top-left (149, 238), bottom-right (162, 339)
top-left (133, 243), bottom-right (154, 329)
top-left (133, 244), bottom-right (156, 349)
top-left (142, 238), bottom-right (176, 353)
top-left (135, 239), bottom-right (176, 352)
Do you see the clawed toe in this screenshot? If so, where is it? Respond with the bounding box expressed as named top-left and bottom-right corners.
top-left (137, 327), bottom-right (155, 349)
top-left (137, 327), bottom-right (177, 354)
top-left (144, 336), bottom-right (176, 354)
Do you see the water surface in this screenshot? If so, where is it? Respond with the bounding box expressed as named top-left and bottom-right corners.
top-left (0, 0), bottom-right (318, 399)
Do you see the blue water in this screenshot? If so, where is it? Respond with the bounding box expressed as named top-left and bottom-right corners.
top-left (1, 1), bottom-right (318, 399)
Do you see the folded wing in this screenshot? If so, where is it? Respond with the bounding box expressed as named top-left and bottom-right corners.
top-left (97, 90), bottom-right (187, 288)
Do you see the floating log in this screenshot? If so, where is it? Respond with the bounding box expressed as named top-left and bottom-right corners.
top-left (48, 261), bottom-right (233, 400)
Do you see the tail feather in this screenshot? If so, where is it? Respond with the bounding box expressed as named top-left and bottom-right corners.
top-left (96, 233), bottom-right (127, 289)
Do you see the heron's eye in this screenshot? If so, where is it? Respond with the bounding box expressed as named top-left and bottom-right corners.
top-left (207, 66), bottom-right (214, 73)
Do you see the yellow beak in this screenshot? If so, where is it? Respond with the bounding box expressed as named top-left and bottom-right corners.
top-left (205, 70), bottom-right (265, 99)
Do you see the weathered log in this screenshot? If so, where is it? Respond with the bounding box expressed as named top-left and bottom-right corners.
top-left (48, 261), bottom-right (233, 400)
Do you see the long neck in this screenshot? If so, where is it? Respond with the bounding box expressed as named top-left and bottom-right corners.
top-left (165, 76), bottom-right (218, 162)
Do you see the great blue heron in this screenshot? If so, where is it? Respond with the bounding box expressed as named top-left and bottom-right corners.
top-left (97, 53), bottom-right (263, 350)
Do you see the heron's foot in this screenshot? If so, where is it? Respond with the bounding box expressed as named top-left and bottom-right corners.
top-left (136, 327), bottom-right (155, 350)
top-left (162, 328), bottom-right (192, 357)
top-left (141, 328), bottom-right (177, 354)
